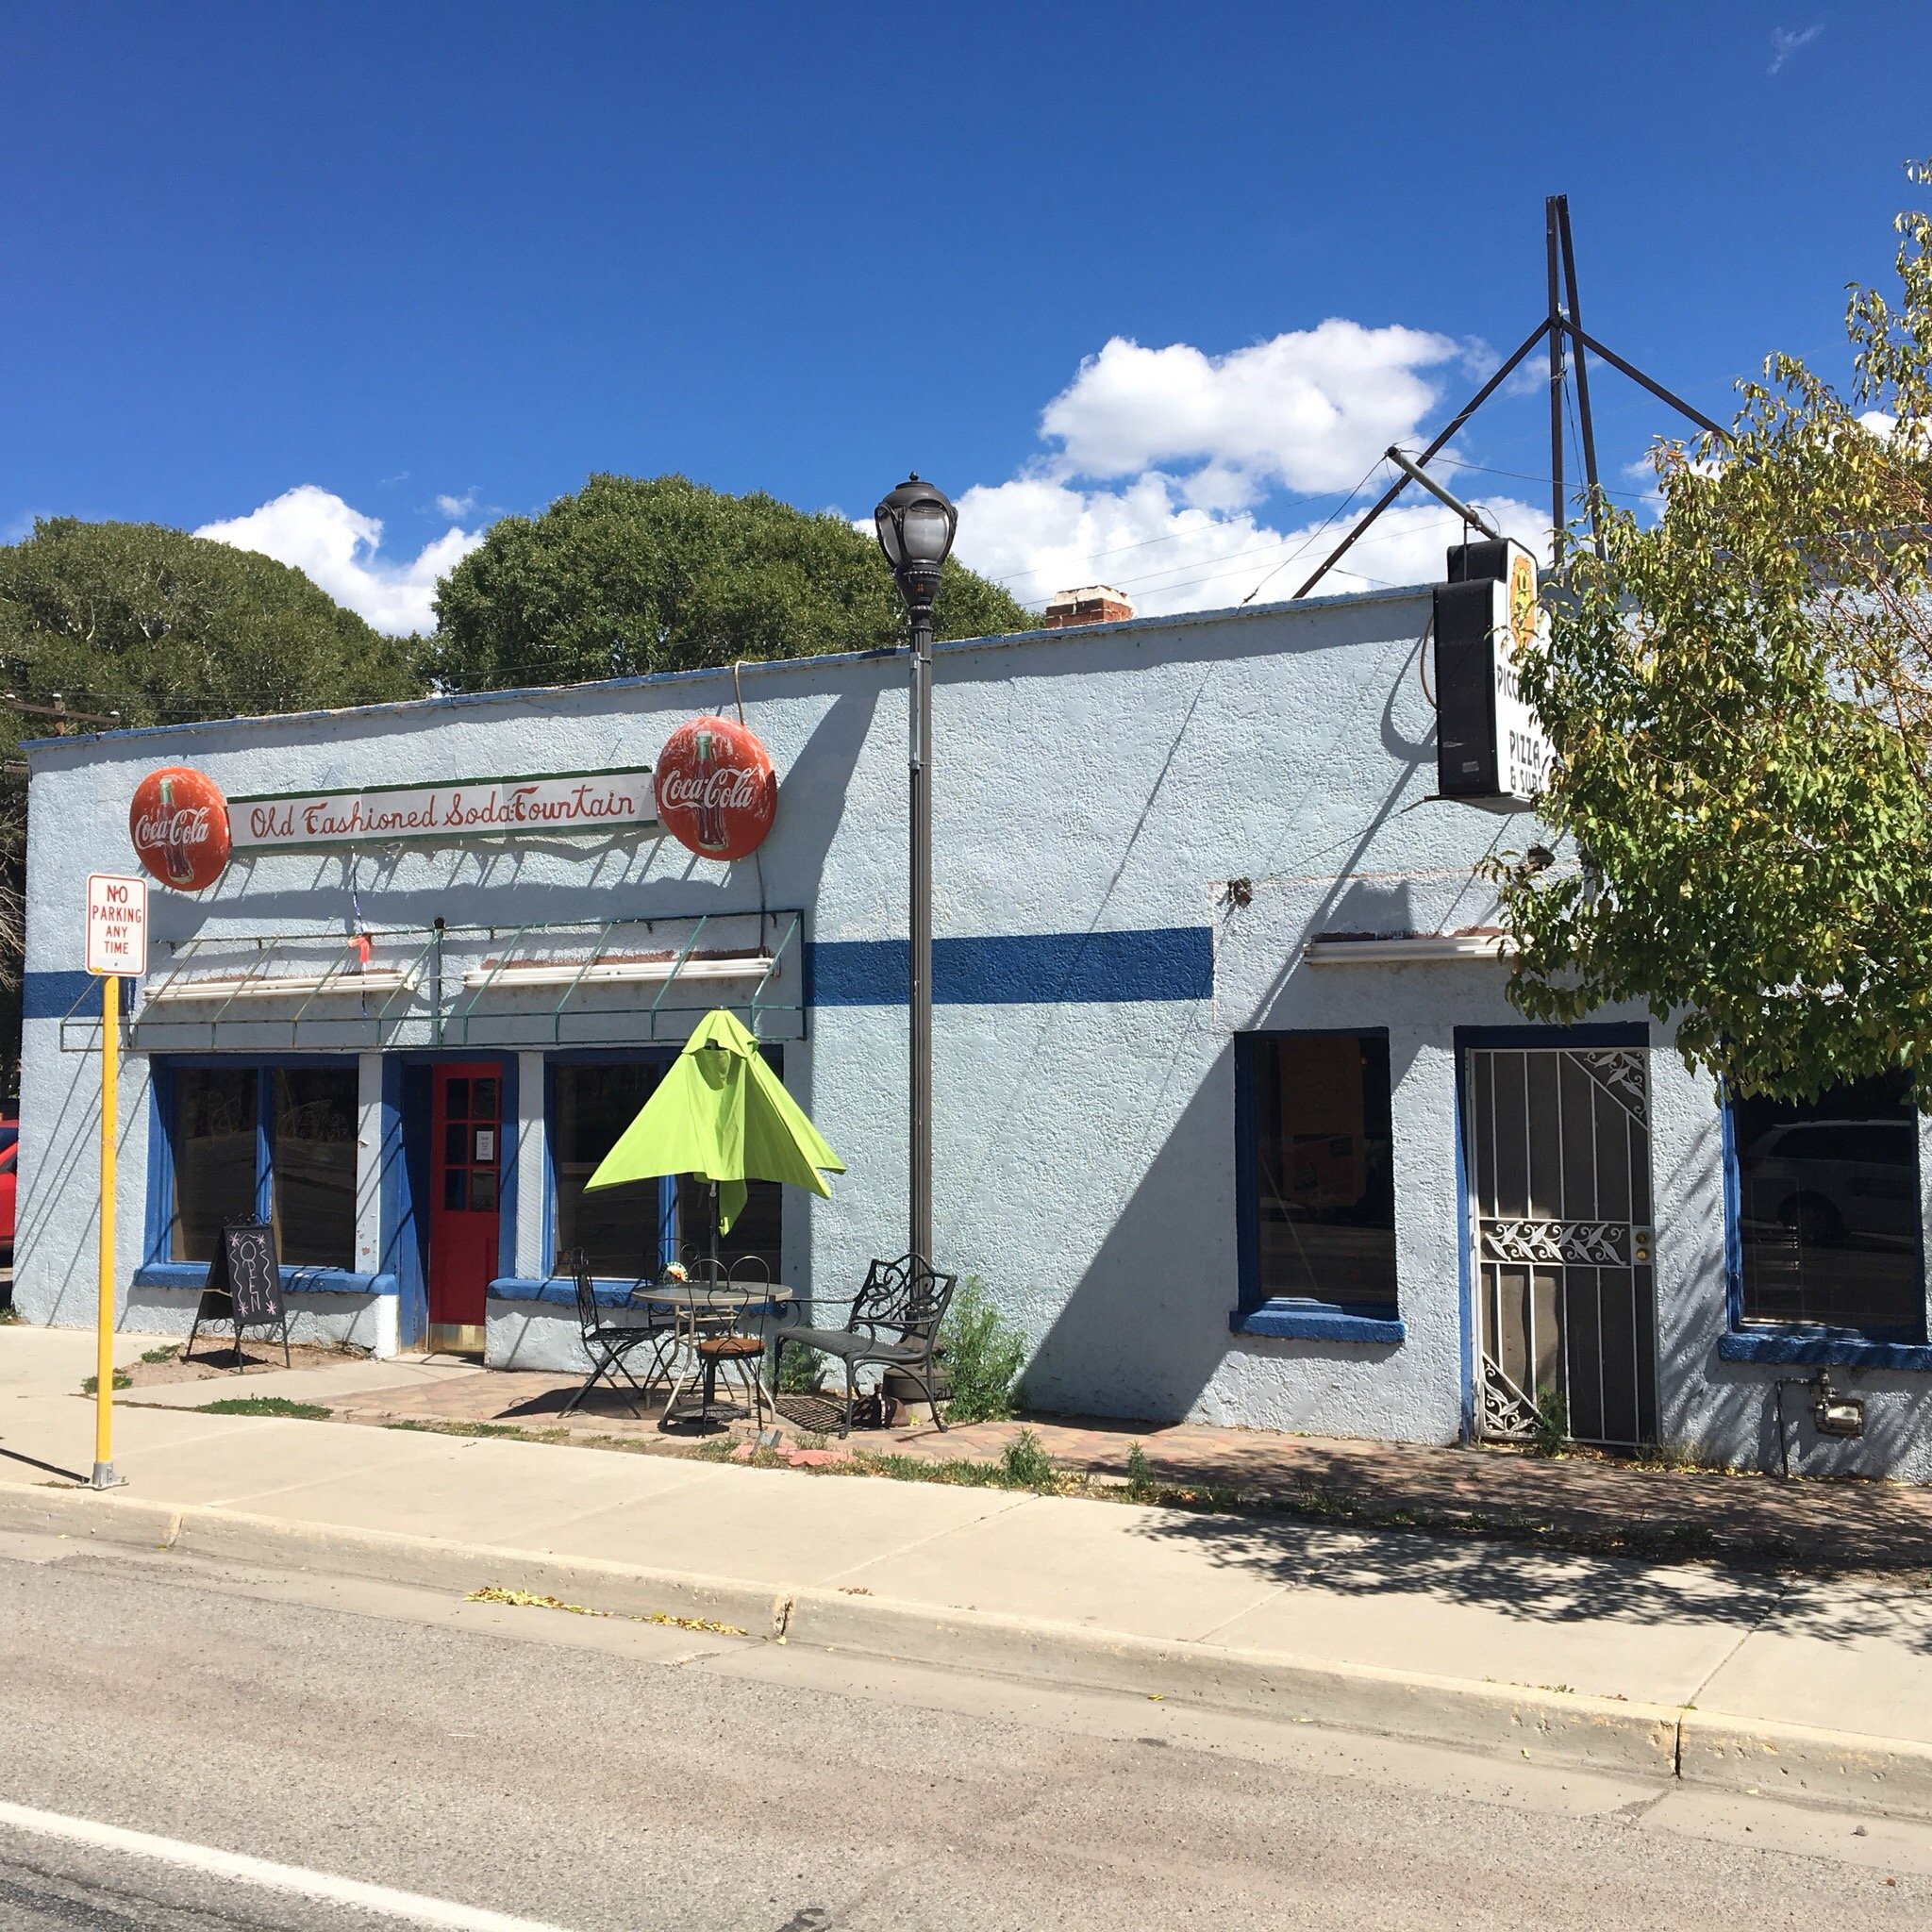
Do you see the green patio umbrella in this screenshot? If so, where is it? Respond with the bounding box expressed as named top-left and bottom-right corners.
top-left (583, 1008), bottom-right (844, 1255)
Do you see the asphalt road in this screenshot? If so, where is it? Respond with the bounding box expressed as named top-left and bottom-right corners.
top-left (0, 1528), bottom-right (1926, 1931)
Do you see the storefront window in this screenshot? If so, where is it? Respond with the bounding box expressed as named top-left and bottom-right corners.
top-left (553, 1063), bottom-right (668, 1276)
top-left (171, 1067), bottom-right (258, 1262)
top-left (1733, 1074), bottom-right (1925, 1340)
top-left (270, 1067), bottom-right (358, 1269)
top-left (552, 1059), bottom-right (784, 1279)
top-left (1243, 1032), bottom-right (1397, 1311)
top-left (676, 1172), bottom-right (782, 1284)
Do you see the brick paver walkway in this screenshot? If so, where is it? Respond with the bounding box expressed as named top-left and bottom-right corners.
top-left (308, 1360), bottom-right (1932, 1576)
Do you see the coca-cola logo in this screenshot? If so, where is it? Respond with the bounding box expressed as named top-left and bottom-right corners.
top-left (129, 766), bottom-right (231, 892)
top-left (655, 716), bottom-right (776, 862)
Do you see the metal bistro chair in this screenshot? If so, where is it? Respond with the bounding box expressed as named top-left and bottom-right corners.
top-left (558, 1249), bottom-right (662, 1420)
top-left (773, 1255), bottom-right (958, 1438)
top-left (659, 1257), bottom-right (774, 1430)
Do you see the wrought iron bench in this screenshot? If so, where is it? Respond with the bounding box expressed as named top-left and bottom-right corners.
top-left (772, 1255), bottom-right (957, 1438)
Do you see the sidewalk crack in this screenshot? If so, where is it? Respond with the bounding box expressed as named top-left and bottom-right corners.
top-left (818, 1491), bottom-right (1036, 1590)
top-left (1682, 1574), bottom-right (1792, 1712)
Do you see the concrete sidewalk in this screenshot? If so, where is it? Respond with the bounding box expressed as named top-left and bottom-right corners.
top-left (6, 1323), bottom-right (1932, 1818)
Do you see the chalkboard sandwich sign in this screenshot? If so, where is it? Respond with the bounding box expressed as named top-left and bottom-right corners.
top-left (187, 1221), bottom-right (292, 1370)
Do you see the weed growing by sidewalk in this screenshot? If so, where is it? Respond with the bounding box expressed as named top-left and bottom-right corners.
top-left (1531, 1387), bottom-right (1570, 1457)
top-left (999, 1428), bottom-right (1056, 1490)
top-left (79, 1371), bottom-right (131, 1393)
top-left (141, 1344), bottom-right (182, 1365)
top-left (940, 1277), bottom-right (1029, 1422)
top-left (198, 1396), bottom-right (332, 1419)
top-left (775, 1342), bottom-right (827, 1395)
top-left (383, 1418), bottom-right (573, 1443)
top-left (465, 1585), bottom-right (747, 1637)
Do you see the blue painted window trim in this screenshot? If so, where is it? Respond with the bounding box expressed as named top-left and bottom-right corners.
top-left (145, 1054), bottom-right (361, 1290)
top-left (380, 1057), bottom-right (426, 1346)
top-left (1718, 1075), bottom-right (1932, 1370)
top-left (1453, 1041), bottom-right (1474, 1439)
top-left (489, 1274), bottom-right (648, 1307)
top-left (495, 1055), bottom-right (520, 1285)
top-left (1716, 1330), bottom-right (1932, 1371)
top-left (1230, 1028), bottom-right (1404, 1344)
top-left (1228, 1301), bottom-right (1407, 1343)
top-left (132, 1260), bottom-right (398, 1297)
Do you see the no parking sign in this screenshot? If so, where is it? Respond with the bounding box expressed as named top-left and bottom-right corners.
top-left (86, 874), bottom-right (148, 978)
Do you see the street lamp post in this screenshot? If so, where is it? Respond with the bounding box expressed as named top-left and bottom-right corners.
top-left (874, 475), bottom-right (958, 1267)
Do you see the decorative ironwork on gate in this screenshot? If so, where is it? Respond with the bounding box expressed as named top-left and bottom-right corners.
top-left (1464, 1045), bottom-right (1659, 1450)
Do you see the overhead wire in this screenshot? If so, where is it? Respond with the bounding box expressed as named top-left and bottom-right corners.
top-left (1240, 454), bottom-right (1387, 606)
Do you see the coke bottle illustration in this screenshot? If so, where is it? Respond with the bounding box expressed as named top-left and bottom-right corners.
top-left (692, 725), bottom-right (730, 854)
top-left (157, 774), bottom-right (196, 886)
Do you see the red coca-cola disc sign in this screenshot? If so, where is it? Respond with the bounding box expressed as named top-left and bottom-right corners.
top-left (655, 716), bottom-right (776, 861)
top-left (129, 766), bottom-right (232, 891)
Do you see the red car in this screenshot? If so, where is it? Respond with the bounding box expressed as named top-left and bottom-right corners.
top-left (0, 1116), bottom-right (16, 1266)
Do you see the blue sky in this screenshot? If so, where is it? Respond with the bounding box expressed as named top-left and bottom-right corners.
top-left (2, 2), bottom-right (1925, 630)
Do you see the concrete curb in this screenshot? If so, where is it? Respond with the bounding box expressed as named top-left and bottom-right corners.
top-left (7, 1477), bottom-right (1929, 1816)
top-left (1679, 1710), bottom-right (1932, 1816)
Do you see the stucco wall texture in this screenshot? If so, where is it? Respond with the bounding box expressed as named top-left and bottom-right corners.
top-left (16, 585), bottom-right (1932, 1476)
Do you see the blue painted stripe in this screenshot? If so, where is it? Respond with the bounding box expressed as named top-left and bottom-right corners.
top-left (24, 970), bottom-right (99, 1021)
top-left (807, 926), bottom-right (1211, 1007)
top-left (27, 926), bottom-right (1214, 1022)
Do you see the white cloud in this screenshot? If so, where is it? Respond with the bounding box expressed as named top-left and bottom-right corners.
top-left (952, 320), bottom-right (1540, 615)
top-left (956, 470), bottom-right (1544, 616)
top-left (1769, 23), bottom-right (1823, 75)
top-left (434, 490), bottom-right (479, 518)
top-left (1038, 321), bottom-right (1468, 504)
top-left (195, 485), bottom-right (482, 634)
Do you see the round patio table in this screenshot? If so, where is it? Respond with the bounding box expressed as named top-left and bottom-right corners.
top-left (626, 1279), bottom-right (793, 1427)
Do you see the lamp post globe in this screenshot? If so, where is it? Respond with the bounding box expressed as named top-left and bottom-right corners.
top-left (874, 475), bottom-right (958, 614)
top-left (874, 474), bottom-right (957, 1274)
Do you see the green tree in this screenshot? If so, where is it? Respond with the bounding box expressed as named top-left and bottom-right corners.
top-left (1494, 167), bottom-right (1932, 1099)
top-left (427, 474), bottom-right (1039, 691)
top-left (0, 519), bottom-right (425, 1082)
top-left (0, 518), bottom-right (423, 728)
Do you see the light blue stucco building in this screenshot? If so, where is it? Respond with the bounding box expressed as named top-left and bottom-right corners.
top-left (16, 577), bottom-right (1932, 1479)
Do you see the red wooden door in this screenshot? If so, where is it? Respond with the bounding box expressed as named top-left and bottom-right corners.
top-left (429, 1064), bottom-right (502, 1340)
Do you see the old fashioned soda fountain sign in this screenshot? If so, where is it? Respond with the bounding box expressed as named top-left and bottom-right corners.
top-left (655, 716), bottom-right (777, 861)
top-left (129, 766), bottom-right (232, 891)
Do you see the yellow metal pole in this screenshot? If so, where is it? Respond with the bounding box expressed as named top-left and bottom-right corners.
top-left (92, 973), bottom-right (119, 1490)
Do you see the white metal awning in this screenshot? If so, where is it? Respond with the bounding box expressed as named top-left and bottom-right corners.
top-left (71, 909), bottom-right (807, 1053)
top-left (143, 967), bottom-right (417, 1003)
top-left (458, 955), bottom-right (774, 991)
top-left (1302, 930), bottom-right (1518, 964)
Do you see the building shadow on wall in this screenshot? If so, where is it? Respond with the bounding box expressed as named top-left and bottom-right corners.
top-left (1021, 1042), bottom-right (1401, 1426)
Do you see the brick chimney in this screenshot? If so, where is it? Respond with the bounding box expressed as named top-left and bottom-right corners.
top-left (1043, 585), bottom-right (1135, 629)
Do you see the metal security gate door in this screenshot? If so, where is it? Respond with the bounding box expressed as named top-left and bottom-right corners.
top-left (1464, 1046), bottom-right (1658, 1448)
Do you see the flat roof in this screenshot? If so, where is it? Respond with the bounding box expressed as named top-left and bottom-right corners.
top-left (20, 578), bottom-right (1432, 761)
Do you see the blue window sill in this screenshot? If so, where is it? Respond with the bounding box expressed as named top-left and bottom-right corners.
top-left (133, 1262), bottom-right (398, 1298)
top-left (489, 1274), bottom-right (647, 1308)
top-left (1229, 1300), bottom-right (1406, 1344)
top-left (1719, 1329), bottom-right (1932, 1372)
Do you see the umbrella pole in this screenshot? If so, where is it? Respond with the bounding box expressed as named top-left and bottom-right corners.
top-left (710, 1180), bottom-right (720, 1278)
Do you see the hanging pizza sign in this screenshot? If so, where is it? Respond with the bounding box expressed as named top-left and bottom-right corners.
top-left (129, 766), bottom-right (232, 891)
top-left (655, 716), bottom-right (776, 861)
